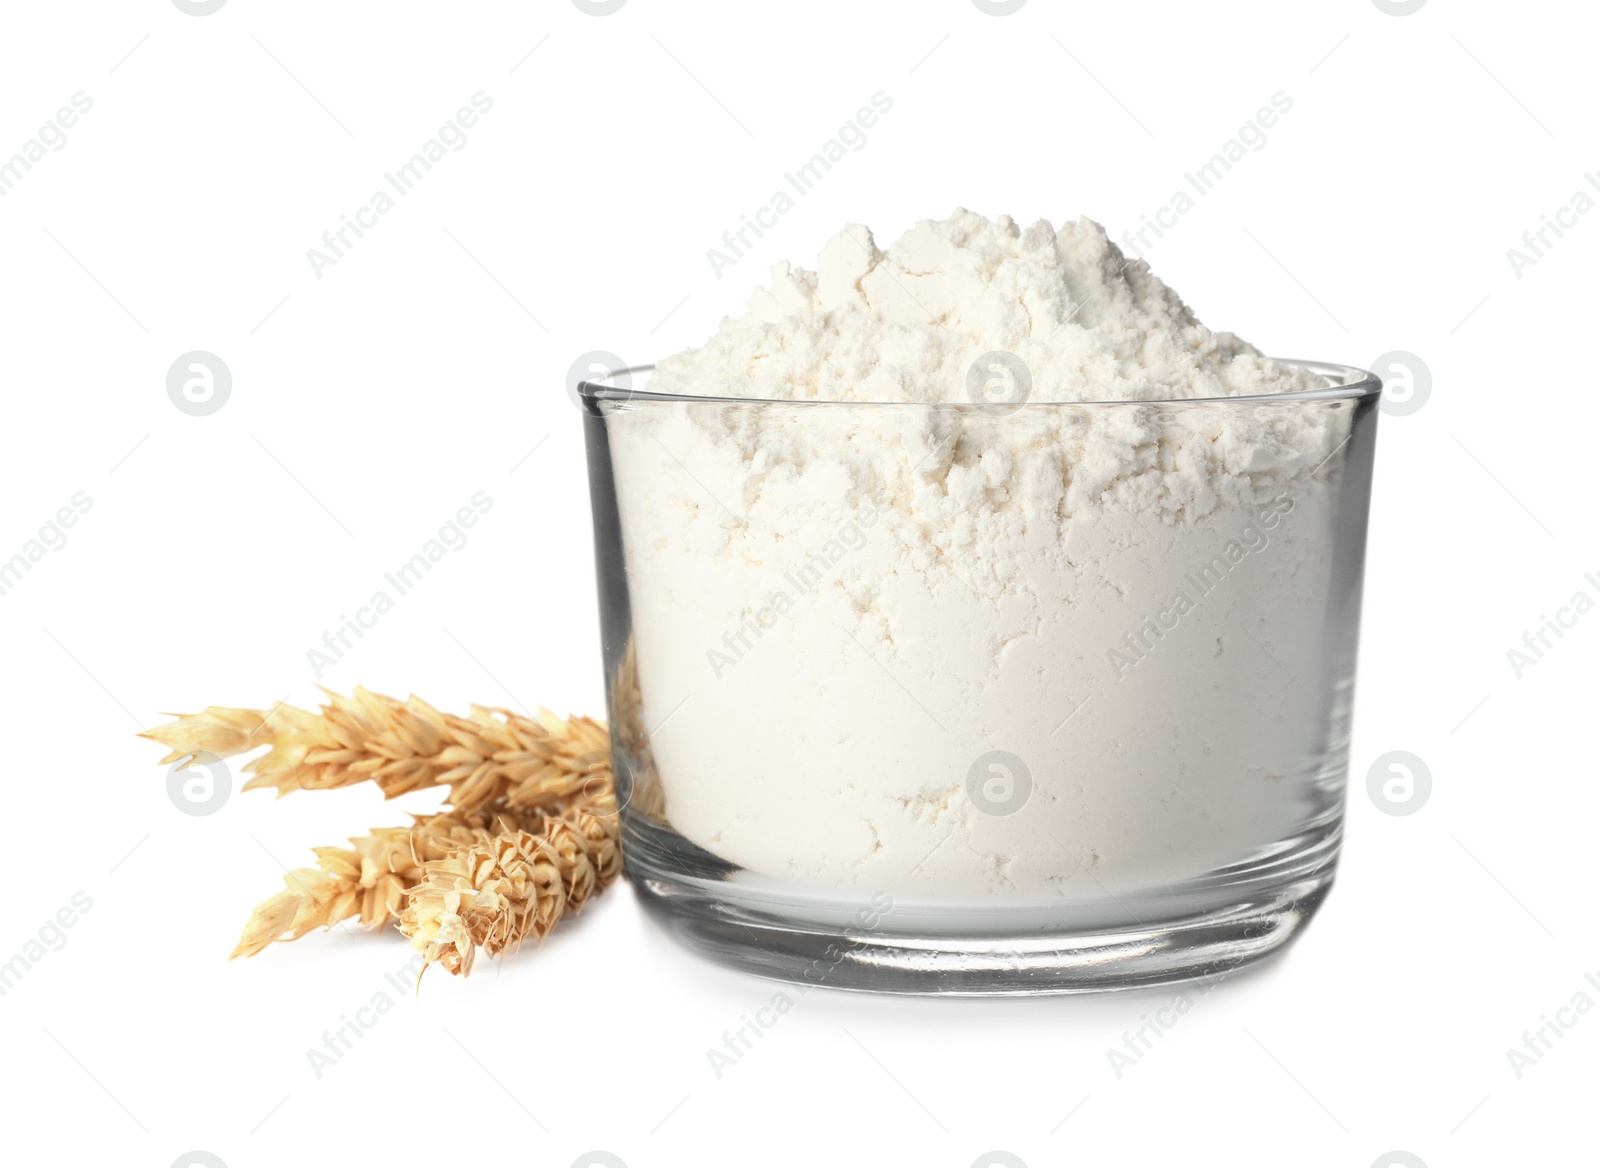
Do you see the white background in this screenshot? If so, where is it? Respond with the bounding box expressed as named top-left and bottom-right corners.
top-left (0, 1), bottom-right (1591, 1165)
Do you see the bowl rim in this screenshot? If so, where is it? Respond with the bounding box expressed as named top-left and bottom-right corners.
top-left (578, 358), bottom-right (1383, 409)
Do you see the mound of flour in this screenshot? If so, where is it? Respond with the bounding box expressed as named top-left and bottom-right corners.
top-left (610, 211), bottom-right (1352, 899)
top-left (651, 209), bottom-right (1319, 404)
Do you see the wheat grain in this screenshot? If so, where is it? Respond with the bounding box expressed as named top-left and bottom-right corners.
top-left (229, 804), bottom-right (549, 958)
top-left (399, 789), bottom-right (621, 976)
top-left (142, 687), bottom-right (609, 812)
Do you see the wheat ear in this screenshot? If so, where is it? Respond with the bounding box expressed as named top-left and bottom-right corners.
top-left (141, 686), bottom-right (610, 812)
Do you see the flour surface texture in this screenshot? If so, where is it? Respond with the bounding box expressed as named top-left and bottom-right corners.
top-left (608, 210), bottom-right (1352, 899)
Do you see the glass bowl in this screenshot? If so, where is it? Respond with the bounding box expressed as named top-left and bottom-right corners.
top-left (578, 359), bottom-right (1381, 994)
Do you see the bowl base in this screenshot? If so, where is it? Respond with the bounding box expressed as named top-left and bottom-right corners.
top-left (631, 863), bottom-right (1335, 996)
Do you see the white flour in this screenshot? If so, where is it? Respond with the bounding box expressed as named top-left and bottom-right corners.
top-left (609, 210), bottom-right (1352, 899)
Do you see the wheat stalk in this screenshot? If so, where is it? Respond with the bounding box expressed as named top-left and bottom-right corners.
top-left (142, 686), bottom-right (623, 976)
top-left (141, 687), bottom-right (610, 812)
